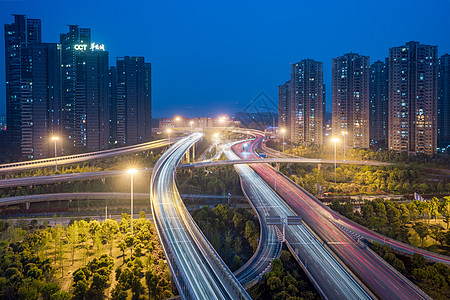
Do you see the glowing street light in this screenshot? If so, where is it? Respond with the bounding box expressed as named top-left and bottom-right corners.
top-left (342, 131), bottom-right (348, 161)
top-left (167, 128), bottom-right (172, 141)
top-left (331, 137), bottom-right (340, 184)
top-left (280, 128), bottom-right (286, 153)
top-left (189, 120), bottom-right (194, 130)
top-left (127, 168), bottom-right (138, 235)
top-left (51, 136), bottom-right (60, 172)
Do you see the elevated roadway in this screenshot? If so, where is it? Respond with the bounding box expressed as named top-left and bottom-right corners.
top-left (232, 135), bottom-right (431, 300)
top-left (151, 133), bottom-right (250, 300)
top-left (179, 157), bottom-right (391, 169)
top-left (0, 138), bottom-right (176, 174)
top-left (225, 143), bottom-right (371, 299)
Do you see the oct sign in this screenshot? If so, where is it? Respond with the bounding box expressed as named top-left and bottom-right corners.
top-left (74, 43), bottom-right (105, 51)
top-left (74, 44), bottom-right (88, 51)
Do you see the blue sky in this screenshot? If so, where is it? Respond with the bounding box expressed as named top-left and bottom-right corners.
top-left (1, 0), bottom-right (449, 118)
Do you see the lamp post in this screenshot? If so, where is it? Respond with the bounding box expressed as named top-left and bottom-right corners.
top-left (280, 128), bottom-right (286, 153)
top-left (127, 169), bottom-right (137, 235)
top-left (331, 137), bottom-right (339, 184)
top-left (342, 131), bottom-right (348, 161)
top-left (189, 121), bottom-right (194, 130)
top-left (51, 136), bottom-right (59, 172)
top-left (167, 129), bottom-right (172, 141)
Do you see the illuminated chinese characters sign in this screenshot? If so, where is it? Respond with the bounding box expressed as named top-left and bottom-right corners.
top-left (74, 43), bottom-right (105, 51)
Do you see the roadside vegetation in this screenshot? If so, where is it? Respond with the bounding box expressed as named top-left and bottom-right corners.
top-left (248, 250), bottom-right (320, 300)
top-left (191, 204), bottom-right (259, 271)
top-left (0, 212), bottom-right (173, 299)
top-left (177, 166), bottom-right (243, 196)
top-left (369, 242), bottom-right (450, 299)
top-left (278, 163), bottom-right (450, 196)
top-left (329, 197), bottom-right (450, 256)
top-left (267, 140), bottom-right (450, 167)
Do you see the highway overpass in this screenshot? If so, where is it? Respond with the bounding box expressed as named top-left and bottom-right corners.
top-left (151, 133), bottom-right (250, 300)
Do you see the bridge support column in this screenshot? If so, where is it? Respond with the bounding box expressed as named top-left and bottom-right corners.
top-left (25, 202), bottom-right (30, 210)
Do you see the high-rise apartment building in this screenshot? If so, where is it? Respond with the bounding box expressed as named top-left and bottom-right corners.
top-left (278, 80), bottom-right (290, 132)
top-left (289, 59), bottom-right (324, 145)
top-left (369, 60), bottom-right (388, 147)
top-left (388, 41), bottom-right (438, 156)
top-left (4, 15), bottom-right (42, 154)
top-left (332, 53), bottom-right (370, 148)
top-left (20, 43), bottom-right (61, 158)
top-left (60, 25), bottom-right (91, 151)
top-left (60, 25), bottom-right (109, 152)
top-left (74, 50), bottom-right (109, 151)
top-left (5, 15), bottom-right (61, 158)
top-left (438, 54), bottom-right (450, 150)
top-left (112, 56), bottom-right (152, 145)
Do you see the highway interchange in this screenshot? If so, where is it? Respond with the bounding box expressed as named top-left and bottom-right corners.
top-left (0, 132), bottom-right (447, 299)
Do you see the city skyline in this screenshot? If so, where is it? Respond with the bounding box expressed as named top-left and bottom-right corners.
top-left (1, 0), bottom-right (450, 118)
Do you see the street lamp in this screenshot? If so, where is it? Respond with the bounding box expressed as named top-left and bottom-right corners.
top-left (166, 128), bottom-right (172, 141)
top-left (127, 168), bottom-right (137, 235)
top-left (280, 128), bottom-right (286, 153)
top-left (51, 136), bottom-right (59, 172)
top-left (331, 137), bottom-right (339, 184)
top-left (342, 131), bottom-right (348, 161)
top-left (189, 121), bottom-right (194, 130)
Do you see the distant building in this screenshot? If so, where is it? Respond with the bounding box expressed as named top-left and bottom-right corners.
top-left (0, 115), bottom-right (6, 131)
top-left (74, 49), bottom-right (109, 151)
top-left (20, 43), bottom-right (61, 158)
top-left (332, 53), bottom-right (370, 148)
top-left (278, 81), bottom-right (290, 132)
top-left (4, 15), bottom-right (42, 155)
top-left (438, 54), bottom-right (450, 152)
top-left (369, 60), bottom-right (388, 147)
top-left (5, 15), bottom-right (61, 159)
top-left (288, 59), bottom-right (324, 145)
top-left (112, 57), bottom-right (152, 146)
top-left (60, 25), bottom-right (109, 152)
top-left (388, 41), bottom-right (438, 156)
top-left (60, 25), bottom-right (91, 152)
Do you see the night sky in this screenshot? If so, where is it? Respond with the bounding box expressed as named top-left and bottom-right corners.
top-left (1, 0), bottom-right (449, 118)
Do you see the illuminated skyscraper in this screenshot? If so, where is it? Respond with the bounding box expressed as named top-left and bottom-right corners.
top-left (112, 56), bottom-right (152, 145)
top-left (388, 41), bottom-right (438, 156)
top-left (278, 80), bottom-right (290, 132)
top-left (289, 59), bottom-right (324, 145)
top-left (60, 25), bottom-right (109, 152)
top-left (5, 15), bottom-right (61, 158)
top-left (332, 53), bottom-right (370, 148)
top-left (369, 60), bottom-right (388, 147)
top-left (4, 15), bottom-right (42, 154)
top-left (438, 54), bottom-right (450, 151)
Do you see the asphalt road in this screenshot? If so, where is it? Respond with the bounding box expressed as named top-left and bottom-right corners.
top-left (227, 142), bottom-right (372, 299)
top-left (151, 133), bottom-right (250, 300)
top-left (232, 135), bottom-right (430, 300)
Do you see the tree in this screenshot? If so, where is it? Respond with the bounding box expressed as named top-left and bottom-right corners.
top-left (429, 197), bottom-right (440, 222)
top-left (66, 221), bottom-right (79, 265)
top-left (119, 241), bottom-right (127, 263)
top-left (413, 222), bottom-right (429, 248)
top-left (411, 253), bottom-right (426, 269)
top-left (102, 219), bottom-right (120, 256)
top-left (440, 197), bottom-right (450, 229)
top-left (430, 226), bottom-right (445, 246)
top-left (145, 271), bottom-right (159, 299)
top-left (267, 276), bottom-right (282, 291)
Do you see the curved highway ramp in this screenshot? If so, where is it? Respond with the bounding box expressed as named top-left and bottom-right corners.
top-left (151, 133), bottom-right (250, 300)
